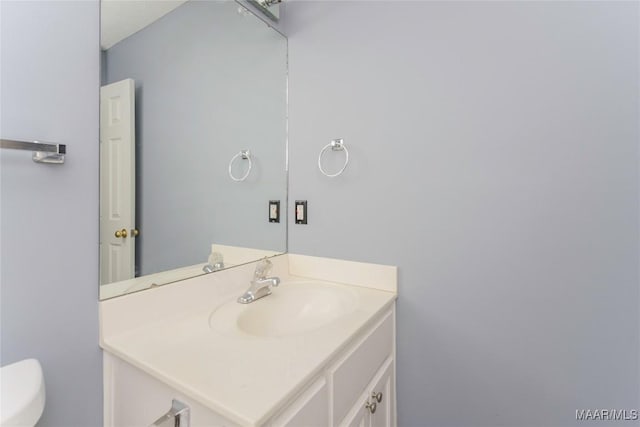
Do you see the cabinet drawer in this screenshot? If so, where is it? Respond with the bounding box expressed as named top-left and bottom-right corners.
top-left (330, 310), bottom-right (393, 425)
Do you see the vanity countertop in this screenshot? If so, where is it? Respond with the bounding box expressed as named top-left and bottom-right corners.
top-left (100, 255), bottom-right (397, 426)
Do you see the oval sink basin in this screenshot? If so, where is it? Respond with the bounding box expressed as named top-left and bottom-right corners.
top-left (209, 281), bottom-right (358, 337)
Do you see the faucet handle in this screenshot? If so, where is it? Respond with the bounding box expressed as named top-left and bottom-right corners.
top-left (253, 257), bottom-right (273, 279)
top-left (209, 251), bottom-right (224, 269)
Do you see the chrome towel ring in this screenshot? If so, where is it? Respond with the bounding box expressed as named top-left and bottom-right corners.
top-left (318, 138), bottom-right (349, 177)
top-left (228, 149), bottom-right (252, 182)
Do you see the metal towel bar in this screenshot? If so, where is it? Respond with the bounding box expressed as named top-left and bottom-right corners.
top-left (150, 399), bottom-right (190, 427)
top-left (0, 138), bottom-right (66, 164)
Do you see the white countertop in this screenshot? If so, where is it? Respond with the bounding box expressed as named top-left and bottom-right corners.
top-left (101, 275), bottom-right (396, 426)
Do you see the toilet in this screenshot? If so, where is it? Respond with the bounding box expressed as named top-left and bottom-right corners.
top-left (0, 359), bottom-right (45, 427)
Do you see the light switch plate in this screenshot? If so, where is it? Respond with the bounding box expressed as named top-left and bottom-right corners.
top-left (295, 200), bottom-right (307, 224)
top-left (269, 200), bottom-right (280, 223)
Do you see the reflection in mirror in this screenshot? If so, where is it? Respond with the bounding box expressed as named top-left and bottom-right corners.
top-left (248, 0), bottom-right (281, 22)
top-left (99, 0), bottom-right (287, 300)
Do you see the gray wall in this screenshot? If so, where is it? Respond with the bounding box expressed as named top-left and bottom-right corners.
top-left (0, 1), bottom-right (102, 427)
top-left (104, 0), bottom-right (287, 276)
top-left (285, 1), bottom-right (639, 426)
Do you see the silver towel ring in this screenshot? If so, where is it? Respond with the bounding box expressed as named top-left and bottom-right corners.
top-left (228, 150), bottom-right (252, 182)
top-left (318, 138), bottom-right (349, 177)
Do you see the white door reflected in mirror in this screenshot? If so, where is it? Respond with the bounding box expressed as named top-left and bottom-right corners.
top-left (100, 78), bottom-right (136, 285)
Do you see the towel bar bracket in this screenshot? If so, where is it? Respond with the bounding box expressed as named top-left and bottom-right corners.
top-left (32, 150), bottom-right (65, 164)
top-left (1, 139), bottom-right (66, 164)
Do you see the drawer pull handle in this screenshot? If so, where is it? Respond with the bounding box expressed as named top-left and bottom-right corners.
top-left (372, 391), bottom-right (383, 403)
top-left (366, 401), bottom-right (377, 414)
top-left (150, 399), bottom-right (190, 427)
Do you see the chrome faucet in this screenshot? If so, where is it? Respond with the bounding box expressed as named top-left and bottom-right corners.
top-left (237, 258), bottom-right (280, 304)
top-left (203, 251), bottom-right (224, 273)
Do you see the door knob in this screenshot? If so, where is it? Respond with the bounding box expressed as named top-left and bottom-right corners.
top-left (131, 228), bottom-right (139, 237)
top-left (365, 400), bottom-right (377, 414)
top-left (114, 228), bottom-right (128, 238)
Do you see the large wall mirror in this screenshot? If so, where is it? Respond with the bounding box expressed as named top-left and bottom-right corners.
top-left (99, 0), bottom-right (287, 300)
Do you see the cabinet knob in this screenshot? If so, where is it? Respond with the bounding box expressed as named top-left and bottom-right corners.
top-left (114, 228), bottom-right (128, 238)
top-left (372, 391), bottom-right (383, 403)
top-left (366, 401), bottom-right (377, 414)
top-left (131, 228), bottom-right (139, 237)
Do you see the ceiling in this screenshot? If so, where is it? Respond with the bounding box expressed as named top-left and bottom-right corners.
top-left (101, 0), bottom-right (189, 50)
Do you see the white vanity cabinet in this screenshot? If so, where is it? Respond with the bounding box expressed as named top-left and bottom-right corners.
top-left (267, 307), bottom-right (396, 427)
top-left (104, 305), bottom-right (396, 427)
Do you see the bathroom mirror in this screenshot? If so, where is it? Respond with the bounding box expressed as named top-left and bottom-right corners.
top-left (99, 0), bottom-right (287, 300)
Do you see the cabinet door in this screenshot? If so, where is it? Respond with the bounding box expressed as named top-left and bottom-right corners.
top-left (339, 358), bottom-right (395, 427)
top-left (369, 359), bottom-right (394, 427)
top-left (340, 401), bottom-right (369, 427)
